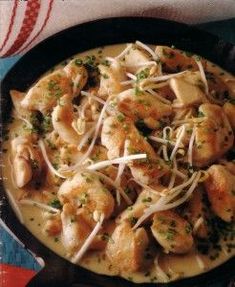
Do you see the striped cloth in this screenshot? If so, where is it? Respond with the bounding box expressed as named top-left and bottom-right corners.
top-left (0, 0), bottom-right (235, 58)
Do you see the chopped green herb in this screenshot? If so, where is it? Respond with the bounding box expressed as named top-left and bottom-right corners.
top-left (49, 199), bottom-right (62, 209)
top-left (74, 58), bottom-right (83, 66)
top-left (79, 192), bottom-right (89, 205)
top-left (30, 159), bottom-right (39, 170)
top-left (129, 216), bottom-right (138, 226)
top-left (195, 55), bottom-right (202, 61)
top-left (100, 59), bottom-right (110, 67)
top-left (101, 73), bottom-right (109, 79)
top-left (101, 233), bottom-right (114, 243)
top-left (134, 86), bottom-right (142, 96)
top-left (163, 48), bottom-right (175, 59)
top-left (136, 68), bottom-right (150, 82)
top-left (142, 197), bottom-right (152, 203)
top-left (185, 224), bottom-right (192, 234)
top-left (117, 113), bottom-right (125, 122)
top-left (197, 111), bottom-right (205, 118)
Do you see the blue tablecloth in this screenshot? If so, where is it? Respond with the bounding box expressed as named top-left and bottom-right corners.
top-left (1, 18), bottom-right (235, 284)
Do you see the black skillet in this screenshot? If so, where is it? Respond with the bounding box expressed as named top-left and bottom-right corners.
top-left (1, 17), bottom-right (235, 287)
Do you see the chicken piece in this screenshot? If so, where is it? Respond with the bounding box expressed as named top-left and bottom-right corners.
top-left (126, 131), bottom-right (169, 185)
top-left (59, 144), bottom-right (82, 166)
top-left (151, 210), bottom-right (194, 254)
top-left (221, 161), bottom-right (235, 175)
top-left (43, 213), bottom-right (62, 236)
top-left (98, 60), bottom-right (126, 98)
top-left (223, 102), bottom-right (235, 130)
top-left (186, 187), bottom-right (210, 239)
top-left (51, 94), bottom-right (80, 145)
top-left (170, 71), bottom-right (208, 107)
top-left (204, 165), bottom-right (235, 222)
top-left (58, 171), bottom-right (114, 221)
top-left (155, 46), bottom-right (199, 73)
top-left (193, 104), bottom-right (234, 167)
top-left (101, 116), bottom-right (169, 184)
top-left (21, 69), bottom-right (73, 114)
top-left (117, 186), bottom-right (164, 224)
top-left (101, 116), bottom-right (127, 159)
top-left (117, 89), bottom-right (172, 129)
top-left (63, 60), bottom-right (88, 96)
top-left (10, 90), bottom-right (30, 118)
top-left (11, 136), bottom-right (44, 188)
top-left (124, 46), bottom-right (151, 74)
top-left (90, 220), bottom-right (116, 251)
top-left (208, 75), bottom-right (228, 100)
top-left (106, 221), bottom-right (149, 272)
top-left (61, 203), bottom-right (91, 254)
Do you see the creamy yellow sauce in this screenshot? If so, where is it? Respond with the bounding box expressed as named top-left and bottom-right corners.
top-left (2, 44), bottom-right (235, 283)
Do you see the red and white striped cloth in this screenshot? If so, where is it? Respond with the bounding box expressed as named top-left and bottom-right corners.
top-left (0, 0), bottom-right (235, 58)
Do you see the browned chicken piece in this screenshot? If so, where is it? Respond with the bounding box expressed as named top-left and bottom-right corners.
top-left (221, 161), bottom-right (235, 175)
top-left (51, 94), bottom-right (80, 145)
top-left (11, 135), bottom-right (44, 188)
top-left (90, 145), bottom-right (108, 162)
top-left (186, 187), bottom-right (210, 239)
top-left (101, 116), bottom-right (127, 159)
top-left (10, 90), bottom-right (30, 118)
top-left (90, 220), bottom-right (116, 251)
top-left (106, 221), bottom-right (149, 272)
top-left (21, 70), bottom-right (73, 114)
top-left (98, 60), bottom-right (126, 98)
top-left (117, 88), bottom-right (172, 129)
top-left (223, 102), bottom-right (235, 130)
top-left (204, 165), bottom-right (235, 222)
top-left (151, 210), bottom-right (194, 254)
top-left (58, 171), bottom-right (114, 220)
top-left (193, 104), bottom-right (234, 167)
top-left (101, 116), bottom-right (169, 184)
top-left (126, 131), bottom-right (169, 185)
top-left (21, 61), bottom-right (88, 114)
top-left (63, 60), bottom-right (88, 96)
top-left (155, 85), bottom-right (176, 102)
top-left (155, 46), bottom-right (199, 73)
top-left (117, 186), bottom-right (165, 224)
top-left (43, 213), bottom-right (62, 236)
top-left (61, 203), bottom-right (91, 255)
top-left (169, 71), bottom-right (208, 107)
top-left (207, 72), bottom-right (232, 101)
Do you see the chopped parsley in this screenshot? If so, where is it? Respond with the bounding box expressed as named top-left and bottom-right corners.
top-left (49, 199), bottom-right (62, 209)
top-left (142, 197), bottom-right (152, 203)
top-left (129, 216), bottom-right (138, 226)
top-left (74, 58), bottom-right (83, 66)
top-left (101, 233), bottom-right (114, 243)
top-left (117, 113), bottom-right (125, 122)
top-left (136, 68), bottom-right (150, 82)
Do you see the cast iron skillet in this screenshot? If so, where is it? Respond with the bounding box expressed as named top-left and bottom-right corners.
top-left (1, 17), bottom-right (235, 287)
